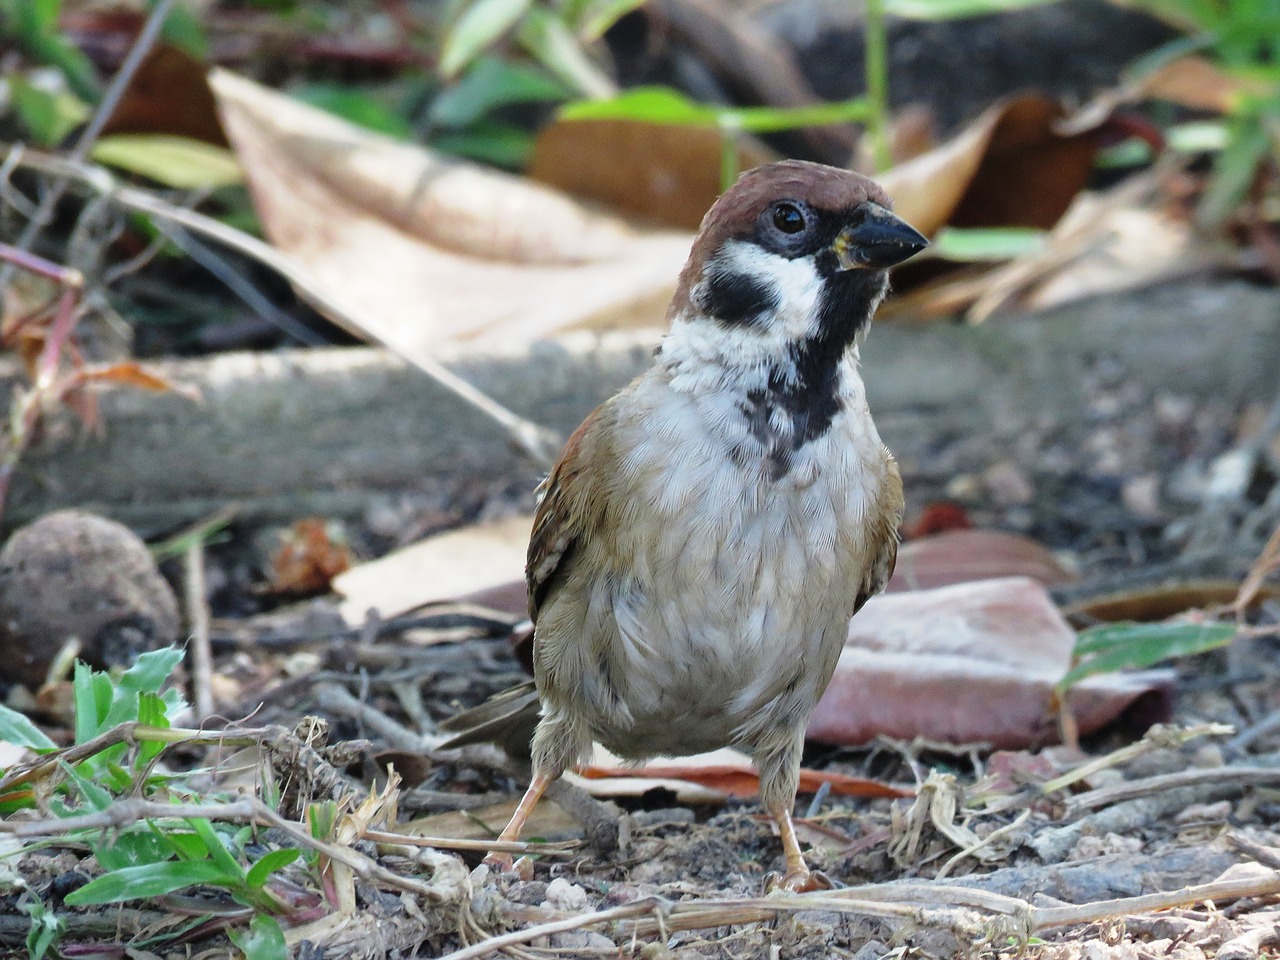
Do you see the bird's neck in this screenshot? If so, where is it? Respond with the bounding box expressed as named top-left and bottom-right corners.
top-left (655, 309), bottom-right (868, 468)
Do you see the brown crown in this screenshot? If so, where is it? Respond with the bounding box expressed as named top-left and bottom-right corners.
top-left (669, 160), bottom-right (893, 320)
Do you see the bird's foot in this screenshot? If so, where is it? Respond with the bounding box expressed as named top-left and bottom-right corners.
top-left (764, 868), bottom-right (834, 894)
top-left (479, 852), bottom-right (534, 881)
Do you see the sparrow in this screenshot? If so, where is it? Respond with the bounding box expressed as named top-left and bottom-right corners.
top-left (443, 159), bottom-right (926, 891)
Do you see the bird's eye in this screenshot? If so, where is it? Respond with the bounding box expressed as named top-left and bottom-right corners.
top-left (772, 203), bottom-right (806, 234)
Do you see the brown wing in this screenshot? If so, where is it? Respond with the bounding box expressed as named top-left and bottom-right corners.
top-left (852, 456), bottom-right (904, 616)
top-left (525, 401), bottom-right (614, 625)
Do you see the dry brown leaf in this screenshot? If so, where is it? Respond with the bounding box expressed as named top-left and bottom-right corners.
top-left (578, 746), bottom-right (911, 801)
top-left (1062, 580), bottom-right (1269, 625)
top-left (880, 93), bottom-right (1101, 239)
top-left (69, 361), bottom-right (200, 398)
top-left (1062, 55), bottom-right (1261, 137)
top-left (401, 798), bottom-right (581, 842)
top-left (966, 177), bottom-right (1217, 321)
top-left (102, 43), bottom-right (228, 145)
top-left (888, 529), bottom-right (1076, 593)
top-left (332, 515), bottom-right (531, 626)
top-left (210, 69), bottom-right (692, 351)
top-left (530, 122), bottom-right (775, 230)
top-left (269, 518), bottom-right (353, 595)
top-left (807, 577), bottom-right (1171, 749)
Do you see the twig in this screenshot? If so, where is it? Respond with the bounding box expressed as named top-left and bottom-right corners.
top-left (1040, 722), bottom-right (1233, 795)
top-left (4, 147), bottom-right (559, 468)
top-left (185, 541), bottom-right (214, 723)
top-left (1230, 710), bottom-right (1280, 754)
top-left (445, 867), bottom-right (1280, 960)
top-left (0, 722), bottom-right (289, 792)
top-left (157, 221), bottom-right (328, 347)
top-left (0, 251), bottom-right (83, 521)
top-left (364, 827), bottom-right (578, 857)
top-left (1064, 765), bottom-right (1280, 816)
top-left (1226, 832), bottom-right (1280, 871)
top-left (0, 0), bottom-right (177, 286)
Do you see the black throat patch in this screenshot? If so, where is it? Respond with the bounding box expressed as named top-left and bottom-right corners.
top-left (736, 269), bottom-right (885, 479)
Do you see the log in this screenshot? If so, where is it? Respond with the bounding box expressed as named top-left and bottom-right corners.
top-left (6, 279), bottom-right (1279, 532)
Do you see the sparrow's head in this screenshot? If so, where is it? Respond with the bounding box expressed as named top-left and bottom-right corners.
top-left (669, 160), bottom-right (926, 348)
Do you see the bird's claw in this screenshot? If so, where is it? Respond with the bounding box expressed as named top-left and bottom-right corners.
top-left (764, 868), bottom-right (835, 894)
top-left (480, 852), bottom-right (534, 881)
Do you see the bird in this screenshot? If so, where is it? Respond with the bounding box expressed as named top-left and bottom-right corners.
top-left (442, 159), bottom-right (926, 891)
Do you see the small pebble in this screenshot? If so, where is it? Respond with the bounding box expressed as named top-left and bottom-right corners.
top-left (1067, 832), bottom-right (1143, 861)
top-left (548, 931), bottom-right (615, 951)
top-left (543, 876), bottom-right (589, 912)
top-left (0, 510), bottom-right (179, 688)
top-left (631, 808), bottom-right (697, 829)
top-left (1175, 801), bottom-right (1231, 824)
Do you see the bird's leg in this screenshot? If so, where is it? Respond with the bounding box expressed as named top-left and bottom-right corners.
top-left (484, 708), bottom-right (589, 872)
top-left (767, 800), bottom-right (813, 891)
top-left (483, 772), bottom-right (552, 870)
top-left (756, 728), bottom-right (828, 893)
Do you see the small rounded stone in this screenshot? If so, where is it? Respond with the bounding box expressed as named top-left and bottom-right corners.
top-left (0, 510), bottom-right (180, 688)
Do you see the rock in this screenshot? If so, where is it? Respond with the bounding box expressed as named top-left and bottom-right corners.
top-left (0, 510), bottom-right (180, 687)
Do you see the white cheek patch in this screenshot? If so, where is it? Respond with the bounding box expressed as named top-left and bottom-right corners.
top-left (715, 239), bottom-right (825, 342)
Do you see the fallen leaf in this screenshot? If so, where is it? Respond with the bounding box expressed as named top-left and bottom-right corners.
top-left (269, 518), bottom-right (353, 595)
top-left (880, 93), bottom-right (1101, 240)
top-left (209, 69), bottom-right (692, 351)
top-left (401, 797), bottom-right (580, 842)
top-left (1058, 620), bottom-right (1235, 693)
top-left (902, 502), bottom-right (972, 539)
top-left (1062, 579), bottom-right (1275, 625)
top-left (887, 529), bottom-right (1076, 592)
top-left (65, 361), bottom-right (201, 397)
top-left (530, 119), bottom-right (775, 229)
top-left (332, 515), bottom-right (532, 626)
top-left (100, 43), bottom-right (228, 145)
top-left (578, 746), bottom-right (912, 802)
top-left (807, 577), bottom-right (1173, 748)
top-left (90, 134), bottom-right (242, 189)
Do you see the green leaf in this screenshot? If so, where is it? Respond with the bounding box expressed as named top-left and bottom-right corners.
top-left (579, 0), bottom-right (649, 39)
top-left (430, 57), bottom-right (569, 130)
top-left (1198, 116), bottom-right (1270, 226)
top-left (228, 913), bottom-right (287, 960)
top-left (61, 762), bottom-right (113, 813)
top-left (189, 817), bottom-right (247, 880)
top-left (64, 859), bottom-right (235, 906)
top-left (1057, 621), bottom-right (1236, 694)
top-left (154, 823), bottom-right (214, 862)
top-left (119, 647), bottom-right (185, 699)
top-left (245, 848), bottom-right (301, 889)
top-left (431, 124), bottom-right (536, 169)
top-left (295, 84), bottom-right (413, 138)
top-left (885, 0), bottom-right (1060, 18)
top-left (931, 227), bottom-right (1046, 262)
top-left (21, 894), bottom-right (63, 960)
top-left (9, 75), bottom-right (90, 146)
top-left (439, 0), bottom-right (533, 79)
top-left (0, 703), bottom-right (55, 751)
top-left (519, 8), bottom-right (612, 98)
top-left (90, 135), bottom-right (244, 189)
top-left (1167, 120), bottom-right (1229, 153)
top-left (160, 3), bottom-right (209, 59)
top-left (92, 826), bottom-right (172, 872)
top-left (559, 86), bottom-right (871, 133)
top-left (72, 662), bottom-right (111, 743)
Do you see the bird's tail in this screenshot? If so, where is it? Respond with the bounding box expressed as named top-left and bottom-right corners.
top-left (438, 679), bottom-right (540, 759)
